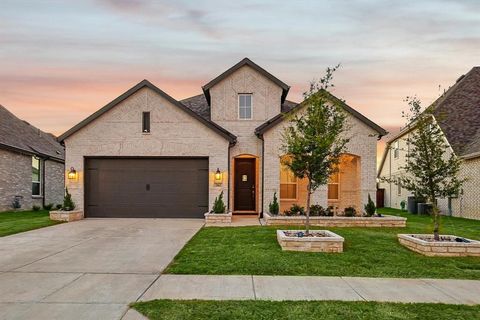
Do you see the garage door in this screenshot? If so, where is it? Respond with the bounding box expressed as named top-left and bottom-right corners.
top-left (85, 158), bottom-right (208, 218)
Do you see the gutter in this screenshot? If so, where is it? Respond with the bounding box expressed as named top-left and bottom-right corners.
top-left (255, 132), bottom-right (265, 219)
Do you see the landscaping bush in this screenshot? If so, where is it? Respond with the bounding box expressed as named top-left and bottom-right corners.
top-left (400, 200), bottom-right (406, 211)
top-left (32, 205), bottom-right (41, 211)
top-left (212, 191), bottom-right (226, 214)
top-left (344, 206), bottom-right (356, 217)
top-left (63, 187), bottom-right (76, 211)
top-left (269, 192), bottom-right (279, 215)
top-left (283, 204), bottom-right (305, 216)
top-left (326, 206), bottom-right (335, 216)
top-left (43, 203), bottom-right (54, 211)
top-left (364, 194), bottom-right (376, 217)
top-left (310, 204), bottom-right (328, 216)
top-left (55, 204), bottom-right (62, 210)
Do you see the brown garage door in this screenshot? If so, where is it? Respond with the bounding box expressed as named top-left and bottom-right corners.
top-left (85, 158), bottom-right (208, 218)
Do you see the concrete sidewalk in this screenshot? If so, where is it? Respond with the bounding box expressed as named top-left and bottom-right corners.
top-left (140, 275), bottom-right (480, 305)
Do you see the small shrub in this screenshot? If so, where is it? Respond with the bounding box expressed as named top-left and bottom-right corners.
top-left (32, 205), bottom-right (41, 211)
top-left (284, 204), bottom-right (305, 216)
top-left (326, 206), bottom-right (335, 216)
top-left (43, 203), bottom-right (54, 211)
top-left (310, 204), bottom-right (327, 216)
top-left (55, 204), bottom-right (62, 210)
top-left (212, 191), bottom-right (226, 214)
top-left (269, 192), bottom-right (279, 215)
top-left (344, 206), bottom-right (356, 217)
top-left (63, 187), bottom-right (76, 211)
top-left (364, 194), bottom-right (376, 217)
top-left (400, 200), bottom-right (406, 211)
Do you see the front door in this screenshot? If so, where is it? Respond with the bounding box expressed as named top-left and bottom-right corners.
top-left (234, 158), bottom-right (256, 211)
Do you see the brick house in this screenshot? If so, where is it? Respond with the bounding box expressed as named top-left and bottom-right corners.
top-left (58, 58), bottom-right (386, 218)
top-left (378, 67), bottom-right (480, 220)
top-left (0, 105), bottom-right (65, 211)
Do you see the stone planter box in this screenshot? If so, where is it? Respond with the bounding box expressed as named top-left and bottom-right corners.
top-left (277, 230), bottom-right (344, 253)
top-left (398, 234), bottom-right (480, 257)
top-left (204, 212), bottom-right (232, 226)
top-left (265, 212), bottom-right (406, 228)
top-left (49, 210), bottom-right (84, 222)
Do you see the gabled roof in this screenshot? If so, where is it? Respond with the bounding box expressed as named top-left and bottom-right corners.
top-left (202, 58), bottom-right (290, 105)
top-left (58, 80), bottom-right (237, 143)
top-left (255, 89), bottom-right (387, 137)
top-left (0, 105), bottom-right (64, 161)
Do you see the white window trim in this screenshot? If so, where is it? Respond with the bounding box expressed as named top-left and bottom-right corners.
top-left (32, 156), bottom-right (42, 197)
top-left (393, 141), bottom-right (399, 159)
top-left (238, 93), bottom-right (253, 120)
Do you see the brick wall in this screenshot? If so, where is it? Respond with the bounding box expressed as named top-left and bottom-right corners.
top-left (452, 157), bottom-right (480, 219)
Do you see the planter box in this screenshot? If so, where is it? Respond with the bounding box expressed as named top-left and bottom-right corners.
top-left (204, 212), bottom-right (232, 226)
top-left (277, 230), bottom-right (344, 253)
top-left (265, 212), bottom-right (406, 228)
top-left (398, 234), bottom-right (480, 257)
top-left (49, 210), bottom-right (84, 222)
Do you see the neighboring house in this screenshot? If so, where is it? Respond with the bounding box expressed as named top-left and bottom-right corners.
top-left (378, 66), bottom-right (480, 220)
top-left (0, 105), bottom-right (65, 211)
top-left (58, 58), bottom-right (386, 218)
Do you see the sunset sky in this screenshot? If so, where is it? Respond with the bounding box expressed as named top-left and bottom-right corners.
top-left (1, 0), bottom-right (479, 163)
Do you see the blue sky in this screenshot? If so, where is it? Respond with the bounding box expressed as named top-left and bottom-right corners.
top-left (1, 0), bottom-right (479, 158)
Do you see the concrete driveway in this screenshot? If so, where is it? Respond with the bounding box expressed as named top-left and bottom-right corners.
top-left (0, 218), bottom-right (204, 320)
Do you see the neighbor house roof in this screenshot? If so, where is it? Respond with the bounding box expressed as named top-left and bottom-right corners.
top-left (254, 89), bottom-right (387, 137)
top-left (0, 105), bottom-right (64, 162)
top-left (377, 66), bottom-right (480, 177)
top-left (58, 80), bottom-right (237, 144)
top-left (202, 58), bottom-right (290, 105)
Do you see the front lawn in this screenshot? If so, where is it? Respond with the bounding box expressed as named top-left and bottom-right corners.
top-left (132, 300), bottom-right (480, 320)
top-left (165, 208), bottom-right (480, 279)
top-left (0, 210), bottom-right (61, 237)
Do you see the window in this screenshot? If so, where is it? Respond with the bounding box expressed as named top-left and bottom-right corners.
top-left (142, 112), bottom-right (150, 133)
top-left (397, 178), bottom-right (402, 195)
top-left (328, 171), bottom-right (339, 200)
top-left (32, 156), bottom-right (41, 196)
top-left (238, 94), bottom-right (252, 119)
top-left (280, 163), bottom-right (297, 200)
top-left (393, 141), bottom-right (399, 159)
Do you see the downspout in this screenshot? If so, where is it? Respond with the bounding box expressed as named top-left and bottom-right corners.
top-left (41, 157), bottom-right (47, 208)
top-left (389, 145), bottom-right (392, 208)
top-left (227, 141), bottom-right (233, 212)
top-left (256, 133), bottom-right (265, 219)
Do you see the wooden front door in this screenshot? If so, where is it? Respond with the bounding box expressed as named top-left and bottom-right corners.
top-left (234, 158), bottom-right (256, 211)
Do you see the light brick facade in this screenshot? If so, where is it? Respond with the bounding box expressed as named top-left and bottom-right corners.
top-left (0, 148), bottom-right (64, 211)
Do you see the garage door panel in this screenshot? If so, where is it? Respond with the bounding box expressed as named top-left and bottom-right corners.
top-left (85, 158), bottom-right (208, 218)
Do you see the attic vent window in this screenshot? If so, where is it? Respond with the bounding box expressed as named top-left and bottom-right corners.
top-left (142, 112), bottom-right (150, 133)
top-left (239, 94), bottom-right (252, 120)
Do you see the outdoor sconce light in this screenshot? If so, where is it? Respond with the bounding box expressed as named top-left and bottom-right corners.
top-left (67, 167), bottom-right (77, 180)
top-left (214, 168), bottom-right (223, 185)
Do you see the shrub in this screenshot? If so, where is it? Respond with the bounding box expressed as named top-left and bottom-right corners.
top-left (55, 204), bottom-right (62, 210)
top-left (326, 206), bottom-right (335, 216)
top-left (364, 194), bottom-right (376, 217)
top-left (284, 204), bottom-right (305, 216)
top-left (310, 204), bottom-right (328, 216)
top-left (344, 206), bottom-right (356, 217)
top-left (212, 191), bottom-right (226, 214)
top-left (63, 187), bottom-right (76, 211)
top-left (269, 192), bottom-right (280, 215)
top-left (400, 200), bottom-right (406, 211)
top-left (43, 203), bottom-right (54, 211)
top-left (32, 205), bottom-right (41, 211)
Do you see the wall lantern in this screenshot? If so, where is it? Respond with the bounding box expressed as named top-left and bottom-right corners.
top-left (214, 168), bottom-right (223, 185)
top-left (67, 167), bottom-right (77, 180)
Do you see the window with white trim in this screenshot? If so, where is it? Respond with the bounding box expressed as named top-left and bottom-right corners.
top-left (32, 156), bottom-right (42, 196)
top-left (238, 94), bottom-right (252, 119)
top-left (280, 163), bottom-right (297, 200)
top-left (328, 171), bottom-right (339, 200)
top-left (393, 141), bottom-right (399, 159)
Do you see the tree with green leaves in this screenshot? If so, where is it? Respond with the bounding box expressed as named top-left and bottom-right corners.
top-left (281, 66), bottom-right (349, 234)
top-left (385, 97), bottom-right (464, 240)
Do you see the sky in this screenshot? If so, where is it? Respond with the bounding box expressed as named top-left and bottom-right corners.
top-left (1, 0), bottom-right (479, 164)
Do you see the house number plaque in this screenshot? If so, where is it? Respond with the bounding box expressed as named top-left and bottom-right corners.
top-left (242, 175), bottom-right (248, 182)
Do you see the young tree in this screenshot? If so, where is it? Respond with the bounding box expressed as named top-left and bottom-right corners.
top-left (281, 66), bottom-right (349, 234)
top-left (388, 97), bottom-right (463, 240)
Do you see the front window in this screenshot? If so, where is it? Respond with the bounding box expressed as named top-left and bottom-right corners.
top-left (280, 163), bottom-right (297, 200)
top-left (238, 94), bottom-right (252, 119)
top-left (393, 141), bottom-right (399, 159)
top-left (32, 156), bottom-right (41, 196)
top-left (328, 171), bottom-right (339, 200)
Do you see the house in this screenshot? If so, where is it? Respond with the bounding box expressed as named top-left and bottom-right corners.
top-left (58, 58), bottom-right (386, 218)
top-left (0, 105), bottom-right (65, 211)
top-left (378, 66), bottom-right (480, 220)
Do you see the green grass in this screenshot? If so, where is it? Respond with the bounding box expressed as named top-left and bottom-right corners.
top-left (132, 300), bottom-right (480, 320)
top-left (165, 208), bottom-right (480, 279)
top-left (0, 210), bottom-right (62, 237)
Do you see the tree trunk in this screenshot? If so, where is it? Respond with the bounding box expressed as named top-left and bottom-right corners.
top-left (432, 203), bottom-right (440, 241)
top-left (305, 182), bottom-right (312, 235)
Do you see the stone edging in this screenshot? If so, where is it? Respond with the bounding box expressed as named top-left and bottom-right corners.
top-left (204, 212), bottom-right (232, 226)
top-left (398, 234), bottom-right (480, 257)
top-left (277, 229), bottom-right (344, 252)
top-left (49, 210), bottom-right (84, 222)
top-left (264, 212), bottom-right (406, 227)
